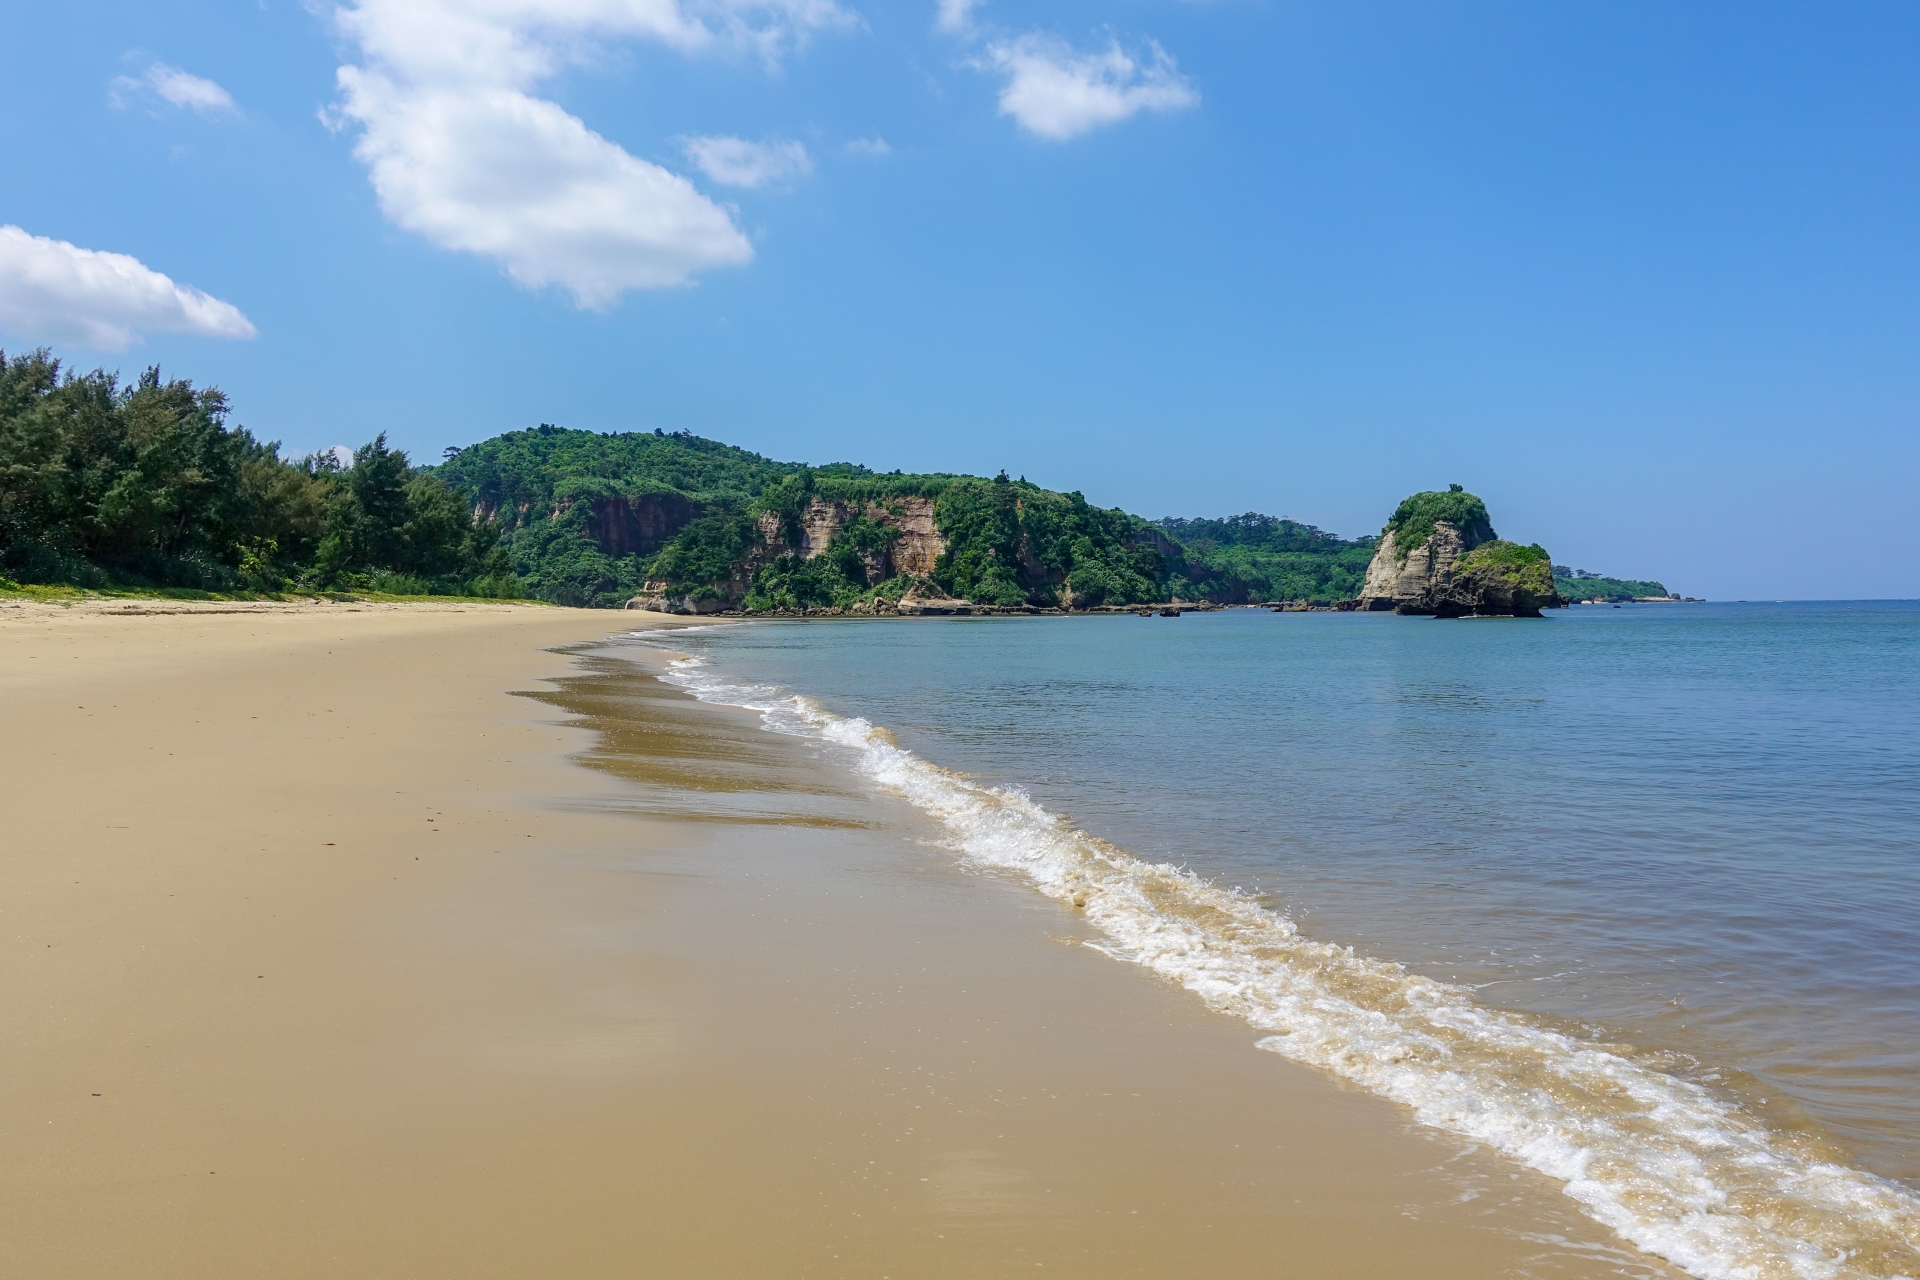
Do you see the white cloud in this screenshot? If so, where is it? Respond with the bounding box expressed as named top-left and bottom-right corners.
top-left (327, 0), bottom-right (856, 306)
top-left (339, 71), bottom-right (754, 306)
top-left (0, 225), bottom-right (257, 351)
top-left (984, 34), bottom-right (1197, 140)
top-left (683, 135), bottom-right (812, 187)
top-left (934, 0), bottom-right (980, 35)
top-left (843, 136), bottom-right (891, 157)
top-left (109, 63), bottom-right (239, 116)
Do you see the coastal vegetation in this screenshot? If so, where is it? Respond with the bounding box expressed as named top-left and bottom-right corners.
top-left (1, 350), bottom-right (1671, 609)
top-left (1552, 568), bottom-right (1671, 601)
top-left (1155, 514), bottom-right (1376, 603)
top-left (0, 349), bottom-right (514, 597)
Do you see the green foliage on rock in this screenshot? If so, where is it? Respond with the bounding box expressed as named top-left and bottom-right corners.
top-left (1384, 484), bottom-right (1495, 560)
top-left (1452, 540), bottom-right (1554, 593)
top-left (0, 349), bottom-right (515, 596)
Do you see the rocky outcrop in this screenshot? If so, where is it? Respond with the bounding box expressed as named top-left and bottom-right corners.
top-left (1356, 523), bottom-right (1478, 611)
top-left (894, 589), bottom-right (975, 616)
top-left (625, 593), bottom-right (732, 615)
top-left (1426, 542), bottom-right (1562, 617)
top-left (1355, 490), bottom-right (1563, 617)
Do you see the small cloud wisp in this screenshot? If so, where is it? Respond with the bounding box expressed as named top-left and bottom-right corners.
top-left (109, 63), bottom-right (239, 117)
top-left (985, 34), bottom-right (1197, 140)
top-left (682, 136), bottom-right (813, 188)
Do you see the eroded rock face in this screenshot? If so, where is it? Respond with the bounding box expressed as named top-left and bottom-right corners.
top-left (628, 496), bottom-right (952, 612)
top-left (1356, 522), bottom-right (1477, 611)
top-left (582, 493), bottom-right (703, 558)
top-left (762, 497), bottom-right (949, 580)
top-left (1426, 565), bottom-right (1550, 617)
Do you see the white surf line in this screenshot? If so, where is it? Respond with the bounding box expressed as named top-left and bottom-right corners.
top-left (649, 649), bottom-right (1920, 1280)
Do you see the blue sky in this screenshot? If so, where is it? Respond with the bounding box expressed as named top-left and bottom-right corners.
top-left (3, 1), bottom-right (1917, 598)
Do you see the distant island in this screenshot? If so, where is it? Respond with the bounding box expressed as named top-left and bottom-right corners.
top-left (0, 350), bottom-right (1678, 611)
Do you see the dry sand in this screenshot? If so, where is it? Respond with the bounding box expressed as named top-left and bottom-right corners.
top-left (1, 600), bottom-right (1681, 1278)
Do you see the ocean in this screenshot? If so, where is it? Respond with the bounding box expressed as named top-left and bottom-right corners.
top-left (627, 601), bottom-right (1920, 1280)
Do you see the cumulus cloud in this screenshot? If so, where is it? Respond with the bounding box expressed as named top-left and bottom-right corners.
top-left (109, 63), bottom-right (239, 116)
top-left (338, 72), bottom-right (755, 306)
top-left (327, 0), bottom-right (855, 306)
top-left (0, 225), bottom-right (256, 350)
top-left (984, 34), bottom-right (1197, 140)
top-left (683, 136), bottom-right (812, 187)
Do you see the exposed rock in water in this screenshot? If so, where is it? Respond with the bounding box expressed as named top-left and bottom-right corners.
top-left (625, 593), bottom-right (733, 614)
top-left (1355, 486), bottom-right (1564, 617)
top-left (895, 589), bottom-right (975, 616)
top-left (1357, 523), bottom-right (1476, 611)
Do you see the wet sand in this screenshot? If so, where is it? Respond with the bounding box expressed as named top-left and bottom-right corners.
top-left (1, 603), bottom-right (1681, 1278)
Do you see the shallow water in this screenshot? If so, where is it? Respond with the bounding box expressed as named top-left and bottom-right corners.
top-left (633, 602), bottom-right (1920, 1280)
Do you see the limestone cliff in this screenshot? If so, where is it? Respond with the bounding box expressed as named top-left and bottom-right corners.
top-left (632, 496), bottom-right (948, 613)
top-left (1357, 522), bottom-right (1477, 610)
top-left (759, 496), bottom-right (947, 579)
top-left (1355, 486), bottom-right (1563, 617)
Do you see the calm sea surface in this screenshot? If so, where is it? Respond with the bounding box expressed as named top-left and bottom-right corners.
top-left (635, 602), bottom-right (1920, 1278)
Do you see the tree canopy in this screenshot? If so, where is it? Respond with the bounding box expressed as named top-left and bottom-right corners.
top-left (1383, 484), bottom-right (1495, 560)
top-left (0, 349), bottom-right (513, 596)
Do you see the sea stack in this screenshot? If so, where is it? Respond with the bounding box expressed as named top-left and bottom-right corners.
top-left (1356, 485), bottom-right (1564, 617)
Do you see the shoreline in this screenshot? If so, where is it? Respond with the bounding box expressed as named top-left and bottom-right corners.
top-left (3, 603), bottom-right (1681, 1277)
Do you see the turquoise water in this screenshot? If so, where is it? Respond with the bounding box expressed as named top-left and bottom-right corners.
top-left (635, 602), bottom-right (1920, 1279)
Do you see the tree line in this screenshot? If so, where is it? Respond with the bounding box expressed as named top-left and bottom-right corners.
top-left (0, 349), bottom-right (515, 596)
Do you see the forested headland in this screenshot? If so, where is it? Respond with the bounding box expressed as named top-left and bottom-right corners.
top-left (0, 350), bottom-right (1669, 609)
top-left (442, 424), bottom-right (1381, 610)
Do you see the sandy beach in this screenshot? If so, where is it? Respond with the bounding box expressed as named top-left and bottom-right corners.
top-left (1, 602), bottom-right (1681, 1279)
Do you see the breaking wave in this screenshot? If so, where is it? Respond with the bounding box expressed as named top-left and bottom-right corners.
top-left (649, 645), bottom-right (1920, 1280)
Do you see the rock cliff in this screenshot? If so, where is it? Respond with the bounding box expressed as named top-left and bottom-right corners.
top-left (1357, 523), bottom-right (1477, 610)
top-left (578, 492), bottom-right (703, 559)
top-left (1355, 486), bottom-right (1563, 617)
top-left (761, 496), bottom-right (947, 578)
top-left (631, 496), bottom-right (949, 613)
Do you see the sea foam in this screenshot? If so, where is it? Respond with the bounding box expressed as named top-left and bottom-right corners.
top-left (648, 646), bottom-right (1920, 1280)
